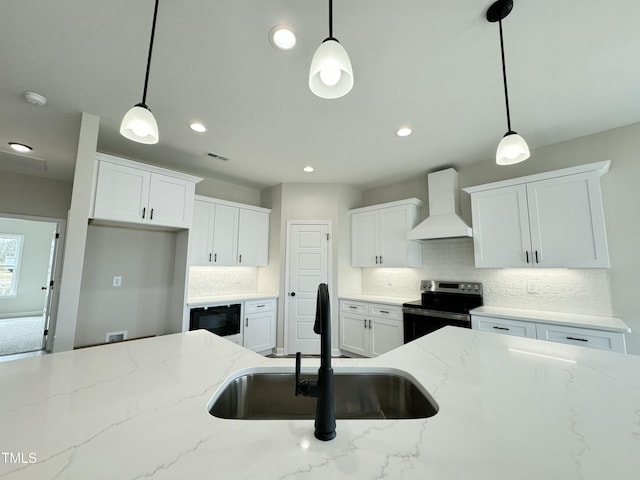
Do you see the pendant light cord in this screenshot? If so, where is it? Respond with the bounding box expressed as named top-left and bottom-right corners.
top-left (141, 0), bottom-right (160, 106)
top-left (328, 0), bottom-right (334, 39)
top-left (498, 19), bottom-right (512, 133)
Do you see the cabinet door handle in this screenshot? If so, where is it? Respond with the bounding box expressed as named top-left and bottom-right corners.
top-left (493, 326), bottom-right (510, 331)
top-left (363, 319), bottom-right (367, 328)
top-left (239, 254), bottom-right (242, 263)
top-left (525, 251), bottom-right (530, 264)
top-left (566, 336), bottom-right (588, 342)
top-left (150, 208), bottom-right (154, 220)
top-left (368, 319), bottom-right (372, 329)
top-left (142, 207), bottom-right (146, 219)
top-left (214, 253), bottom-right (217, 262)
top-left (379, 256), bottom-right (383, 264)
top-left (209, 253), bottom-right (212, 262)
top-left (535, 250), bottom-right (539, 264)
top-left (245, 317), bottom-right (248, 327)
top-left (375, 256), bottom-right (379, 264)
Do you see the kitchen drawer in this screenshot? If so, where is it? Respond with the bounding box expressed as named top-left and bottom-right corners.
top-left (340, 300), bottom-right (367, 315)
top-left (369, 304), bottom-right (402, 320)
top-left (244, 299), bottom-right (276, 314)
top-left (535, 323), bottom-right (626, 353)
top-left (472, 315), bottom-right (537, 339)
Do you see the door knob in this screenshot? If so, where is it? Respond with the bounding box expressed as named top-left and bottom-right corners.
top-left (290, 292), bottom-right (296, 297)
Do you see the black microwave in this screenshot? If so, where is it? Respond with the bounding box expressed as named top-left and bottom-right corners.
top-left (190, 304), bottom-right (241, 337)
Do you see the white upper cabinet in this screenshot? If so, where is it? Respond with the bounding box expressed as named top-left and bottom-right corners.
top-left (92, 153), bottom-right (200, 229)
top-left (237, 208), bottom-right (269, 266)
top-left (464, 161), bottom-right (611, 268)
top-left (189, 196), bottom-right (270, 267)
top-left (350, 199), bottom-right (423, 267)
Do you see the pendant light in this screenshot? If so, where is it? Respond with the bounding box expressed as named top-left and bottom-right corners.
top-left (309, 0), bottom-right (354, 99)
top-left (120, 0), bottom-right (160, 144)
top-left (487, 0), bottom-right (530, 165)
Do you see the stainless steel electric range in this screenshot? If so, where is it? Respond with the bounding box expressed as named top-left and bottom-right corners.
top-left (402, 280), bottom-right (483, 343)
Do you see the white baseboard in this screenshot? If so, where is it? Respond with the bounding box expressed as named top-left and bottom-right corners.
top-left (274, 347), bottom-right (286, 356)
top-left (0, 311), bottom-right (43, 320)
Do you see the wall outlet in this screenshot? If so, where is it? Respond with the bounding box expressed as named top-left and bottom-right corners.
top-left (112, 275), bottom-right (122, 287)
top-left (527, 280), bottom-right (538, 293)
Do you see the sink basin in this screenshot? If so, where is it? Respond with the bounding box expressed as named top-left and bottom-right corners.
top-left (208, 367), bottom-right (438, 420)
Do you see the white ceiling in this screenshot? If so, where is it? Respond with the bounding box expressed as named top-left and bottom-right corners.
top-left (1, 0), bottom-right (639, 191)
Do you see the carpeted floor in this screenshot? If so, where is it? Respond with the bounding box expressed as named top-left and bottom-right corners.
top-left (0, 316), bottom-right (45, 356)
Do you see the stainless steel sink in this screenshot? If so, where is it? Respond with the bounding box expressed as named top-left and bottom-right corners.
top-left (208, 367), bottom-right (438, 420)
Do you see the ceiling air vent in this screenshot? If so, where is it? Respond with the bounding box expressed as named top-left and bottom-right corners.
top-left (206, 152), bottom-right (229, 162)
top-left (0, 150), bottom-right (47, 172)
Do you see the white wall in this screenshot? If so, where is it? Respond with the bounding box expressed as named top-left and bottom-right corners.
top-left (361, 121), bottom-right (640, 354)
top-left (0, 171), bottom-right (72, 219)
top-left (75, 225), bottom-right (177, 347)
top-left (0, 218), bottom-right (57, 317)
top-left (261, 183), bottom-right (361, 352)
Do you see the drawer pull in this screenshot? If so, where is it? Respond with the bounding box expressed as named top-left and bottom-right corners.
top-left (493, 326), bottom-right (510, 331)
top-left (256, 304), bottom-right (266, 308)
top-left (566, 336), bottom-right (588, 342)
top-left (349, 306), bottom-right (357, 309)
top-left (379, 310), bottom-right (389, 314)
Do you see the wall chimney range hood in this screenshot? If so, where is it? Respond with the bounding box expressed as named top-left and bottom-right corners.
top-left (407, 168), bottom-right (472, 240)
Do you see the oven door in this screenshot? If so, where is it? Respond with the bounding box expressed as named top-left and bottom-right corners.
top-left (190, 304), bottom-right (241, 337)
top-left (402, 307), bottom-right (471, 344)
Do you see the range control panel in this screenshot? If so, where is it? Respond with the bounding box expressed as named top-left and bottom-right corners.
top-left (420, 280), bottom-right (483, 295)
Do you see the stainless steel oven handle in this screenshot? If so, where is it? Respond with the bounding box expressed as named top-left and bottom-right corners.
top-left (402, 307), bottom-right (470, 322)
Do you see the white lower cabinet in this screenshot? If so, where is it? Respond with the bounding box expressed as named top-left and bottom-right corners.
top-left (471, 313), bottom-right (627, 353)
top-left (472, 315), bottom-right (537, 339)
top-left (243, 299), bottom-right (276, 353)
top-left (339, 300), bottom-right (403, 357)
top-left (535, 323), bottom-right (626, 353)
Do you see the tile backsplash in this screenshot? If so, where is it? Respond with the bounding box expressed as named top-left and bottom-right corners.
top-left (188, 266), bottom-right (258, 298)
top-left (362, 238), bottom-right (614, 316)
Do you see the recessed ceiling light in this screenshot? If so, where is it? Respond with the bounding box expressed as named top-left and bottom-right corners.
top-left (189, 122), bottom-right (207, 133)
top-left (303, 166), bottom-right (314, 173)
top-left (396, 127), bottom-right (413, 137)
top-left (269, 25), bottom-right (296, 50)
top-left (23, 91), bottom-right (47, 106)
top-left (8, 142), bottom-right (32, 153)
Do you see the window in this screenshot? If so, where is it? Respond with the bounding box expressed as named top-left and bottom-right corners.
top-left (0, 234), bottom-right (23, 296)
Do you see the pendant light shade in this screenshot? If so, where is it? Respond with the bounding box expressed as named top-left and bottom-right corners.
top-left (487, 0), bottom-right (529, 165)
top-left (309, 0), bottom-right (353, 99)
top-left (309, 39), bottom-right (353, 99)
top-left (120, 103), bottom-right (159, 144)
top-left (120, 0), bottom-right (160, 144)
top-left (496, 131), bottom-right (530, 165)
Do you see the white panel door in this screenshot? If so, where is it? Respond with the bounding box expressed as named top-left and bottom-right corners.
top-left (237, 208), bottom-right (269, 266)
top-left (470, 185), bottom-right (531, 268)
top-left (93, 161), bottom-right (150, 224)
top-left (287, 223), bottom-right (329, 354)
top-left (148, 173), bottom-right (195, 228)
top-left (526, 172), bottom-right (610, 268)
top-left (211, 204), bottom-right (239, 265)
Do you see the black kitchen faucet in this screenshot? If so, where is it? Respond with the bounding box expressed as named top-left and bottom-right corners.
top-left (295, 283), bottom-right (336, 441)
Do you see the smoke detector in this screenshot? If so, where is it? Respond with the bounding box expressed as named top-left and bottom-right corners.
top-left (24, 91), bottom-right (47, 106)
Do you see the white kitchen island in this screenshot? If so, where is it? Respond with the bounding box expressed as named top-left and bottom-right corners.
top-left (1, 327), bottom-right (639, 479)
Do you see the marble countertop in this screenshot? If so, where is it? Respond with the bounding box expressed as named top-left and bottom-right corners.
top-left (187, 292), bottom-right (278, 307)
top-left (471, 305), bottom-right (631, 333)
top-left (1, 328), bottom-right (639, 479)
top-left (338, 294), bottom-right (417, 306)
